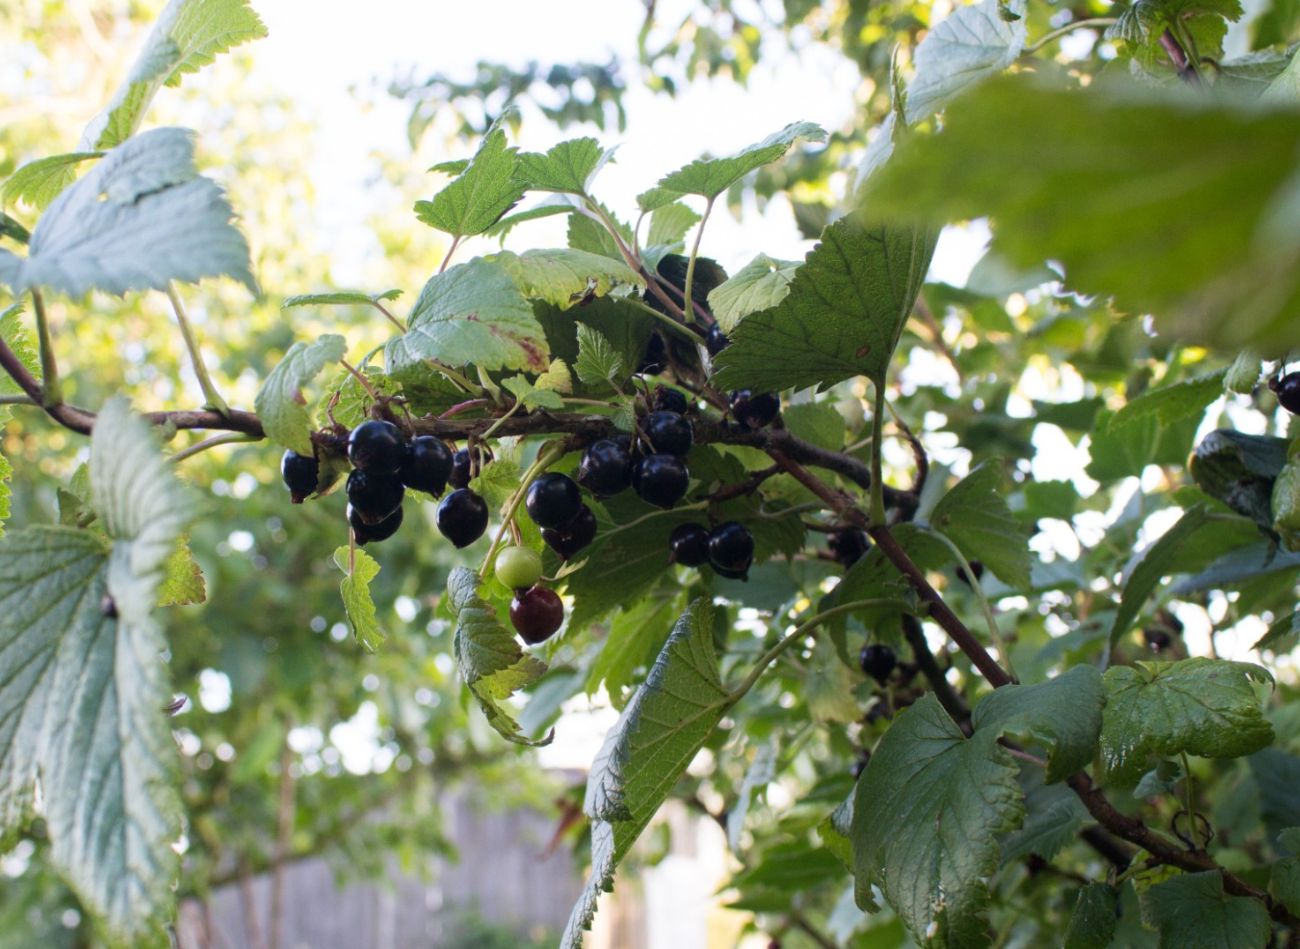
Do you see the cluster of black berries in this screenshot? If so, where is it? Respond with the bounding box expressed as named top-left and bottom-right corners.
top-left (668, 521), bottom-right (755, 580)
top-left (281, 419), bottom-right (491, 549)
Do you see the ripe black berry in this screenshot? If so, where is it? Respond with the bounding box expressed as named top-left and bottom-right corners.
top-left (1143, 627), bottom-right (1172, 652)
top-left (632, 454), bottom-right (690, 509)
top-left (526, 473), bottom-right (583, 529)
top-left (705, 324), bottom-right (730, 357)
top-left (349, 503), bottom-right (403, 545)
top-left (449, 448), bottom-right (472, 490)
top-left (828, 527), bottom-right (870, 567)
top-left (436, 488), bottom-right (489, 548)
top-left (644, 411), bottom-right (694, 457)
top-left (651, 386), bottom-right (689, 415)
top-left (708, 521), bottom-right (754, 578)
top-left (347, 419), bottom-right (405, 473)
top-left (345, 469), bottom-right (404, 525)
top-left (578, 439), bottom-right (634, 497)
top-left (1273, 372), bottom-right (1300, 414)
top-left (542, 504), bottom-right (598, 560)
top-left (859, 643), bottom-right (897, 684)
top-left (729, 390), bottom-right (781, 429)
top-left (510, 585), bottom-right (565, 645)
top-left (669, 523), bottom-right (710, 567)
top-left (281, 450), bottom-right (319, 503)
top-left (956, 560), bottom-right (985, 588)
top-left (638, 332), bottom-right (667, 375)
top-left (400, 436), bottom-right (453, 496)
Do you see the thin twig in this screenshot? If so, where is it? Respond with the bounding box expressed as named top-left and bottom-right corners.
top-left (30, 288), bottom-right (61, 407)
top-left (167, 284), bottom-right (230, 416)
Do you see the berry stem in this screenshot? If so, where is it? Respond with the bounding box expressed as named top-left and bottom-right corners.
top-left (928, 528), bottom-right (1018, 681)
top-left (168, 431), bottom-right (258, 465)
top-left (438, 235), bottom-right (462, 274)
top-left (167, 284), bottom-right (230, 416)
top-left (477, 440), bottom-right (566, 580)
top-left (624, 297), bottom-right (704, 343)
top-left (339, 357), bottom-right (381, 402)
top-left (679, 195), bottom-right (714, 328)
top-left (869, 381), bottom-right (887, 527)
top-left (478, 399), bottom-right (523, 442)
top-left (30, 288), bottom-right (62, 409)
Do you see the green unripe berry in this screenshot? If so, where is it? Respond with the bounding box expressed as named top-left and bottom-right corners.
top-left (495, 545), bottom-right (543, 591)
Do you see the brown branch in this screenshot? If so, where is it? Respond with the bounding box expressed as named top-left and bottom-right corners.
top-left (900, 614), bottom-right (968, 722)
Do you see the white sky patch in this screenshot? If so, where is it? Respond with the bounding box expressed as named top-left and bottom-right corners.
top-left (197, 668), bottom-right (232, 713)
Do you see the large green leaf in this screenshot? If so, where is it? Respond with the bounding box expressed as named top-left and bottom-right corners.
top-left (83, 0), bottom-right (267, 149)
top-left (1108, 371), bottom-right (1227, 431)
top-left (1064, 885), bottom-right (1119, 949)
top-left (254, 334), bottom-right (346, 456)
top-left (491, 248), bottom-right (644, 309)
top-left (1100, 658), bottom-right (1274, 785)
top-left (515, 138), bottom-right (615, 194)
top-left (1138, 871), bottom-right (1270, 948)
top-left (385, 258), bottom-right (549, 374)
top-left (904, 0), bottom-right (1028, 123)
top-left (446, 567), bottom-right (551, 746)
top-left (414, 128), bottom-right (525, 238)
top-left (1, 153), bottom-right (102, 211)
top-left (711, 215), bottom-right (937, 392)
top-left (927, 460), bottom-right (1033, 589)
top-left (864, 74), bottom-right (1300, 354)
top-left (972, 665), bottom-right (1104, 782)
top-left (706, 253), bottom-right (799, 334)
top-left (562, 601), bottom-right (729, 947)
top-left (333, 546), bottom-right (386, 652)
top-left (1189, 430), bottom-right (1290, 529)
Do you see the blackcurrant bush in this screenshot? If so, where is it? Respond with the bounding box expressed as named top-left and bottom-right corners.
top-left (1272, 372), bottom-right (1300, 414)
top-left (651, 386), bottom-right (689, 415)
top-left (828, 527), bottom-right (870, 567)
top-left (578, 439), bottom-right (634, 497)
top-left (281, 449), bottom-right (319, 503)
top-left (345, 469), bottom-right (404, 525)
top-left (708, 521), bottom-right (754, 578)
top-left (632, 454), bottom-right (690, 509)
top-left (669, 523), bottom-right (710, 567)
top-left (510, 585), bottom-right (565, 645)
top-left (638, 332), bottom-right (667, 375)
top-left (449, 448), bottom-right (472, 490)
top-left (495, 546), bottom-right (543, 591)
top-left (347, 419), bottom-right (405, 473)
top-left (859, 643), bottom-right (897, 684)
top-left (729, 390), bottom-right (781, 429)
top-left (542, 504), bottom-right (598, 560)
top-left (644, 411), bottom-right (693, 457)
top-left (525, 473), bottom-right (582, 529)
top-left (436, 488), bottom-right (489, 548)
top-left (705, 324), bottom-right (730, 357)
top-left (349, 503), bottom-right (403, 545)
top-left (400, 436), bottom-right (453, 496)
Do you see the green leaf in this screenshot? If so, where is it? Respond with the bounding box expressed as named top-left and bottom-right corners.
top-left (583, 593), bottom-right (679, 708)
top-left (502, 375), bottom-right (564, 411)
top-left (1001, 770), bottom-right (1089, 863)
top-left (562, 600), bottom-right (729, 947)
top-left (446, 567), bottom-right (551, 747)
top-left (385, 258), bottom-right (549, 374)
top-left (85, 0), bottom-right (267, 149)
top-left (469, 459), bottom-right (523, 512)
top-left (1109, 371), bottom-right (1227, 431)
top-left (972, 665), bottom-right (1104, 782)
top-left (1100, 658), bottom-right (1274, 785)
top-left (573, 324), bottom-right (624, 387)
top-left (712, 216), bottom-right (936, 391)
top-left (156, 538), bottom-right (205, 607)
top-left (282, 289), bottom-right (402, 309)
top-left (0, 128), bottom-right (256, 297)
top-left (781, 402), bottom-right (846, 451)
top-left (851, 693), bottom-right (1024, 944)
top-left (863, 74), bottom-right (1300, 355)
top-left (1064, 884), bottom-right (1118, 949)
top-left (707, 253), bottom-right (800, 334)
top-left (1189, 429), bottom-right (1290, 528)
top-left (485, 199), bottom-right (578, 240)
top-left (1139, 871), bottom-right (1270, 948)
top-left (1254, 609), bottom-right (1300, 653)
top-left (1, 153), bottom-right (102, 211)
top-left (333, 546), bottom-right (386, 652)
top-left (413, 127), bottom-right (524, 238)
top-left (492, 248), bottom-right (644, 309)
top-left (646, 202), bottom-right (701, 247)
top-left (637, 121), bottom-right (827, 210)
top-left (0, 212), bottom-right (30, 246)
top-left (904, 0), bottom-right (1028, 123)
top-left (928, 461), bottom-right (1033, 589)
top-left (254, 334), bottom-right (347, 456)
top-left (515, 138), bottom-right (615, 194)
top-left (805, 636), bottom-right (861, 724)
top-left (1271, 830), bottom-right (1300, 915)
top-left (1109, 0), bottom-right (1242, 70)
top-left (726, 738), bottom-right (778, 851)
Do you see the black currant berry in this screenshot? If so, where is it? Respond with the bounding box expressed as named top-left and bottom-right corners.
top-left (859, 643), bottom-right (897, 684)
top-left (347, 419), bottom-right (405, 473)
top-left (400, 436), bottom-right (453, 496)
top-left (708, 521), bottom-right (754, 578)
top-left (644, 411), bottom-right (693, 457)
top-left (510, 585), bottom-right (565, 645)
top-left (525, 473), bottom-right (583, 529)
top-left (349, 503), bottom-right (403, 545)
top-left (436, 488), bottom-right (489, 548)
top-left (632, 454), bottom-right (690, 509)
top-left (638, 332), bottom-right (667, 375)
top-left (828, 527), bottom-right (870, 567)
top-left (281, 450), bottom-right (319, 503)
top-left (956, 560), bottom-right (986, 588)
top-left (345, 469), bottom-right (404, 525)
top-left (705, 324), bottom-right (730, 357)
top-left (578, 439), bottom-right (634, 497)
top-left (669, 523), bottom-right (710, 567)
top-left (449, 448), bottom-right (472, 490)
top-left (1273, 372), bottom-right (1300, 414)
top-left (1143, 627), bottom-right (1172, 652)
top-left (542, 504), bottom-right (598, 560)
top-left (651, 386), bottom-right (689, 415)
top-left (729, 390), bottom-right (781, 430)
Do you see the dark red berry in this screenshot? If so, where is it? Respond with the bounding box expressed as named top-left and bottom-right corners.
top-left (644, 411), bottom-right (693, 457)
top-left (828, 527), bottom-right (870, 567)
top-left (708, 521), bottom-right (754, 578)
top-left (578, 439), bottom-right (634, 497)
top-left (510, 585), bottom-right (565, 645)
top-left (651, 386), bottom-right (689, 415)
top-left (729, 390), bottom-right (781, 429)
top-left (542, 504), bottom-right (598, 560)
top-left (1272, 372), bottom-right (1300, 414)
top-left (859, 643), bottom-right (897, 684)
top-left (436, 488), bottom-right (489, 548)
top-left (632, 454), bottom-right (690, 509)
top-left (526, 473), bottom-right (583, 529)
top-left (638, 333), bottom-right (667, 375)
top-left (347, 419), bottom-right (405, 473)
top-left (281, 450), bottom-right (319, 503)
top-left (669, 523), bottom-right (710, 567)
top-left (345, 469), bottom-right (404, 524)
top-left (705, 324), bottom-right (730, 357)
top-left (449, 448), bottom-right (472, 489)
top-left (400, 436), bottom-right (453, 496)
top-left (349, 503), bottom-right (403, 545)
